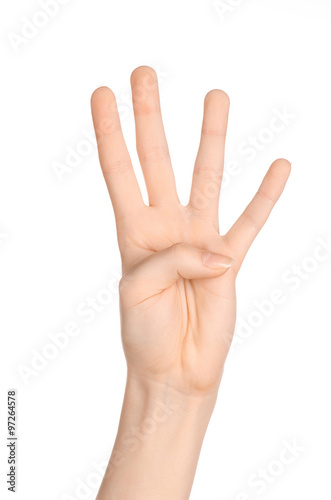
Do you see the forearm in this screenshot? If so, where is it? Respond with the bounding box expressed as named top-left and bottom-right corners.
top-left (90, 65), bottom-right (291, 500)
top-left (96, 374), bottom-right (217, 500)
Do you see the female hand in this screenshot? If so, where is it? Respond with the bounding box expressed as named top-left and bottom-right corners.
top-left (91, 66), bottom-right (291, 500)
top-left (91, 66), bottom-right (290, 399)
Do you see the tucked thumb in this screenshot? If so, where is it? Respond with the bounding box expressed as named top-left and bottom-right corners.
top-left (119, 243), bottom-right (233, 304)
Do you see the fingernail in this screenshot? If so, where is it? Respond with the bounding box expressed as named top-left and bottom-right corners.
top-left (202, 252), bottom-right (234, 269)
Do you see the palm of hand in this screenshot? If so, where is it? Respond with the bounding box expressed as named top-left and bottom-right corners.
top-left (91, 66), bottom-right (290, 396)
top-left (117, 204), bottom-right (235, 394)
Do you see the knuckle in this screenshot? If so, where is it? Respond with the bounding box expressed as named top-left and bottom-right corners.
top-left (138, 144), bottom-right (170, 163)
top-left (257, 188), bottom-right (276, 205)
top-left (171, 242), bottom-right (189, 261)
top-left (201, 128), bottom-right (226, 138)
top-left (133, 102), bottom-right (159, 115)
top-left (133, 101), bottom-right (159, 114)
top-left (193, 164), bottom-right (222, 182)
top-left (102, 159), bottom-right (131, 175)
top-left (241, 211), bottom-right (262, 231)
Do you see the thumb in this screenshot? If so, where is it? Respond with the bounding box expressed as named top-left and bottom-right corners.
top-left (119, 242), bottom-right (233, 304)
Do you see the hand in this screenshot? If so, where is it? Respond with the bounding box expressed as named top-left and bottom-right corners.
top-left (91, 66), bottom-right (290, 500)
top-left (91, 66), bottom-right (290, 399)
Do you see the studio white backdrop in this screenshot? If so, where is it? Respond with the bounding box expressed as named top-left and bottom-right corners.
top-left (1, 0), bottom-right (330, 499)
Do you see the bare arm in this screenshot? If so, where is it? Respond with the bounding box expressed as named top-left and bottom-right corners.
top-left (90, 66), bottom-right (291, 499)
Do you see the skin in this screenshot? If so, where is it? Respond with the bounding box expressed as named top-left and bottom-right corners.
top-left (90, 66), bottom-right (291, 500)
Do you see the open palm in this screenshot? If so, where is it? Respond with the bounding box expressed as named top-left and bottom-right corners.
top-left (91, 66), bottom-right (290, 397)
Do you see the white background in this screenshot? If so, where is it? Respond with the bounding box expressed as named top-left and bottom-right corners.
top-left (1, 0), bottom-right (331, 499)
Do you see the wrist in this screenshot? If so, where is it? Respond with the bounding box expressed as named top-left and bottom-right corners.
top-left (124, 371), bottom-right (219, 417)
top-left (97, 373), bottom-right (218, 500)
top-left (113, 373), bottom-right (218, 462)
